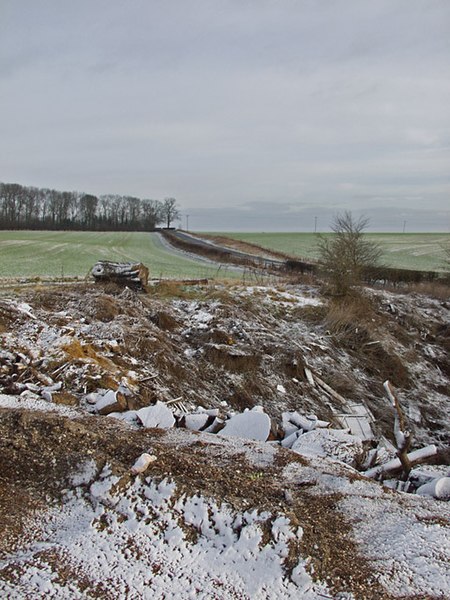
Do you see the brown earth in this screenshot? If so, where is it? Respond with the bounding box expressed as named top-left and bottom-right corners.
top-left (0, 407), bottom-right (400, 599)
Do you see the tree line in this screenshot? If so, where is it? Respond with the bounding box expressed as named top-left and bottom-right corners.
top-left (0, 182), bottom-right (180, 231)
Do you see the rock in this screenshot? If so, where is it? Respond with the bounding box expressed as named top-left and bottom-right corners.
top-left (136, 401), bottom-right (175, 429)
top-left (281, 431), bottom-right (301, 449)
top-left (85, 392), bottom-right (100, 405)
top-left (43, 382), bottom-right (63, 393)
top-left (203, 417), bottom-right (224, 433)
top-left (185, 413), bottom-right (210, 431)
top-left (416, 477), bottom-right (450, 500)
top-left (107, 410), bottom-right (138, 425)
top-left (204, 408), bottom-right (220, 417)
top-left (131, 453), bottom-right (157, 475)
top-left (95, 390), bottom-right (128, 415)
top-left (220, 410), bottom-right (271, 441)
top-left (25, 383), bottom-right (40, 393)
top-left (283, 411), bottom-right (318, 433)
top-left (291, 428), bottom-right (364, 467)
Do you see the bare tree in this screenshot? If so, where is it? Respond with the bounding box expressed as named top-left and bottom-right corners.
top-left (0, 180), bottom-right (168, 232)
top-left (161, 197), bottom-right (180, 229)
top-left (79, 194), bottom-right (98, 230)
top-left (317, 211), bottom-right (382, 295)
top-left (141, 199), bottom-right (163, 230)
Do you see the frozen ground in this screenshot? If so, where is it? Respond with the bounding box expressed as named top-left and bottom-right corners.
top-left (0, 280), bottom-right (449, 598)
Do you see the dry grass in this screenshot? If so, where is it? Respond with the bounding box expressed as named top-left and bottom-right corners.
top-left (278, 350), bottom-right (306, 379)
top-left (363, 343), bottom-right (411, 389)
top-left (203, 284), bottom-right (235, 305)
top-left (29, 284), bottom-right (92, 311)
top-left (324, 292), bottom-right (411, 389)
top-left (147, 280), bottom-right (202, 300)
top-left (205, 346), bottom-right (261, 373)
top-left (62, 340), bottom-right (121, 374)
top-left (227, 375), bottom-right (275, 411)
top-left (324, 293), bottom-right (375, 345)
top-left (51, 391), bottom-right (79, 406)
top-left (91, 295), bottom-right (121, 322)
top-left (383, 280), bottom-right (450, 301)
top-left (322, 371), bottom-right (359, 399)
top-left (290, 303), bottom-right (327, 324)
top-left (197, 233), bottom-right (292, 261)
top-left (0, 300), bottom-right (35, 332)
top-left (150, 311), bottom-right (180, 331)
top-left (0, 306), bottom-right (14, 333)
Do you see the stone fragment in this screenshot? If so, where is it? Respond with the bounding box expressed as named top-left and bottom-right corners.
top-left (136, 401), bottom-right (175, 429)
top-left (220, 410), bottom-right (271, 441)
top-left (95, 390), bottom-right (128, 415)
top-left (185, 413), bottom-right (210, 431)
top-left (131, 453), bottom-right (157, 475)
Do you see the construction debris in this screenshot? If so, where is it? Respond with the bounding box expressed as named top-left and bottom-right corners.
top-left (91, 261), bottom-right (149, 288)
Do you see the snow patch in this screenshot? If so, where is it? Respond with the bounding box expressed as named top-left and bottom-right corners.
top-left (0, 473), bottom-right (329, 599)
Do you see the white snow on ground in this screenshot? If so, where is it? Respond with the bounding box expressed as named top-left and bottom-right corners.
top-left (338, 493), bottom-right (450, 598)
top-left (161, 427), bottom-right (278, 469)
top-left (0, 470), bottom-right (330, 600)
top-left (240, 286), bottom-right (322, 309)
top-left (0, 393), bottom-right (82, 418)
top-left (284, 458), bottom-right (450, 598)
top-left (1, 284), bottom-right (450, 597)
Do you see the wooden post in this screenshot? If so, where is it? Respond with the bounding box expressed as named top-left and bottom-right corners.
top-left (384, 380), bottom-right (412, 480)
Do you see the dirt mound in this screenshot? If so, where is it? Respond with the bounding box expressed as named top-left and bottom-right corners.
top-left (1, 281), bottom-right (449, 598)
top-left (1, 282), bottom-right (449, 448)
top-left (1, 406), bottom-right (443, 599)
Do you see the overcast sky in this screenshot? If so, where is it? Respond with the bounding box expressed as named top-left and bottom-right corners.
top-left (1, 0), bottom-right (449, 231)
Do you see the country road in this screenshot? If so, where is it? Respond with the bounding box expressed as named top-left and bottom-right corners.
top-left (160, 230), bottom-right (287, 270)
top-left (150, 231), bottom-right (245, 274)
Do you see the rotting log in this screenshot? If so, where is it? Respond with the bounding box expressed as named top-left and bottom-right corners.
top-left (91, 261), bottom-right (149, 289)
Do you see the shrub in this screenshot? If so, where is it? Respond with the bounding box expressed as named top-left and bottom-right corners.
top-left (317, 211), bottom-right (382, 295)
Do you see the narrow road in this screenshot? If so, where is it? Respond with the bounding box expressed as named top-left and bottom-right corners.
top-left (164, 230), bottom-right (286, 269)
top-left (150, 231), bottom-right (245, 273)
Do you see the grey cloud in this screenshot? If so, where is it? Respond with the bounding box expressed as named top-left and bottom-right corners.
top-left (184, 202), bottom-right (449, 233)
top-left (0, 0), bottom-right (449, 231)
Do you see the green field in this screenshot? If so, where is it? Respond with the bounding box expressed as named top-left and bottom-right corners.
top-left (1, 230), bottom-right (448, 279)
top-left (0, 231), bottom-right (238, 280)
top-left (209, 232), bottom-right (450, 272)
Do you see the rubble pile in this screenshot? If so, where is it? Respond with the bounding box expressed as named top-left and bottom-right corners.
top-left (1, 282), bottom-right (449, 498)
